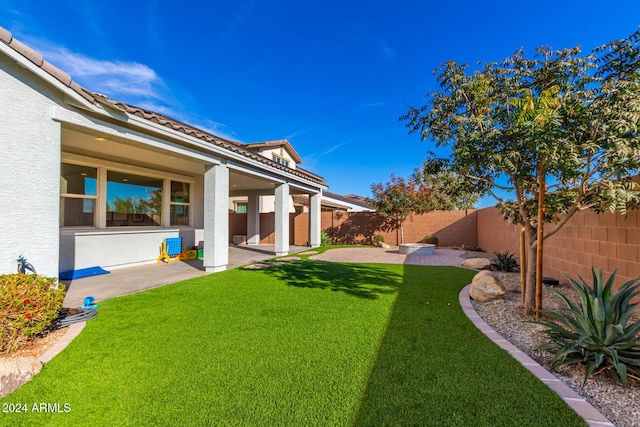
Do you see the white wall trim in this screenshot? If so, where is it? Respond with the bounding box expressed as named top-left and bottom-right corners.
top-left (62, 152), bottom-right (196, 183)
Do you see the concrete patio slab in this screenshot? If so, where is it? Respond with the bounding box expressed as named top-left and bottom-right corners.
top-left (63, 245), bottom-right (308, 306)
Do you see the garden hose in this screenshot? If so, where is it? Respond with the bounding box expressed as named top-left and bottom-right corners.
top-left (50, 309), bottom-right (98, 329)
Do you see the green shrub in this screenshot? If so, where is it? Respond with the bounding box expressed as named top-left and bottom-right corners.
top-left (423, 235), bottom-right (438, 245)
top-left (0, 274), bottom-right (65, 354)
top-left (320, 231), bottom-right (332, 246)
top-left (491, 250), bottom-right (519, 272)
top-left (372, 235), bottom-right (385, 246)
top-left (535, 268), bottom-right (640, 386)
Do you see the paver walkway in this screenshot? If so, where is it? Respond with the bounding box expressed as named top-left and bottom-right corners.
top-left (310, 246), bottom-right (466, 266)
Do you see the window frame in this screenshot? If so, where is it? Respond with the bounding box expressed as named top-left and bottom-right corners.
top-left (61, 155), bottom-right (195, 229)
top-left (169, 180), bottom-right (191, 226)
top-left (273, 154), bottom-right (290, 167)
top-left (60, 163), bottom-right (98, 228)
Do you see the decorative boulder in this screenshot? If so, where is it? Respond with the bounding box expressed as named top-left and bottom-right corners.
top-left (461, 257), bottom-right (492, 270)
top-left (470, 271), bottom-right (506, 303)
top-left (0, 357), bottom-right (42, 398)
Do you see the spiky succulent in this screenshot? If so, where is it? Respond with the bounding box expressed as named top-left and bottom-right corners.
top-left (535, 268), bottom-right (640, 386)
top-left (491, 250), bottom-right (519, 272)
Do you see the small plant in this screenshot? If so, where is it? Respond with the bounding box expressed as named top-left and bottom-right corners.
top-left (491, 250), bottom-right (519, 272)
top-left (535, 268), bottom-right (640, 386)
top-left (423, 235), bottom-right (438, 245)
top-left (0, 274), bottom-right (65, 354)
top-left (372, 235), bottom-right (385, 246)
top-left (320, 231), bottom-right (332, 246)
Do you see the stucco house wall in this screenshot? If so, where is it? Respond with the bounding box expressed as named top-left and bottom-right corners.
top-left (0, 48), bottom-right (63, 277)
top-left (0, 27), bottom-right (325, 276)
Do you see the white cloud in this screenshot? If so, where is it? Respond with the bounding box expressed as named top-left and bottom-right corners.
top-left (17, 36), bottom-right (239, 142)
top-left (285, 126), bottom-right (318, 141)
top-left (377, 39), bottom-right (396, 60)
top-left (41, 46), bottom-right (163, 100)
top-left (321, 143), bottom-right (346, 156)
top-left (358, 102), bottom-right (383, 109)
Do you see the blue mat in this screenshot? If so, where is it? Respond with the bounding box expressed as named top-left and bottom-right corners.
top-left (59, 266), bottom-right (110, 280)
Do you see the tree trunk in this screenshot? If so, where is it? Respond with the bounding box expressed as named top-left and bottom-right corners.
top-left (399, 222), bottom-right (405, 244)
top-left (519, 227), bottom-right (527, 307)
top-left (525, 241), bottom-right (538, 312)
top-left (536, 160), bottom-right (545, 317)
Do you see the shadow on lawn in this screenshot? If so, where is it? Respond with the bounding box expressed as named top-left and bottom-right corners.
top-left (351, 265), bottom-right (475, 426)
top-left (261, 261), bottom-right (402, 299)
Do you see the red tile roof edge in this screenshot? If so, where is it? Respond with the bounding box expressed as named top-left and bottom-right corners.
top-left (116, 102), bottom-right (325, 185)
top-left (0, 26), bottom-right (326, 186)
top-left (244, 140), bottom-right (304, 163)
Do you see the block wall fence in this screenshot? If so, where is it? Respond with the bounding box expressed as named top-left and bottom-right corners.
top-left (476, 207), bottom-right (640, 288)
top-left (229, 210), bottom-right (478, 248)
top-left (230, 206), bottom-right (640, 288)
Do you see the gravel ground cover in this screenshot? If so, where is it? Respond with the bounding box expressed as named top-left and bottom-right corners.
top-left (472, 270), bottom-right (640, 427)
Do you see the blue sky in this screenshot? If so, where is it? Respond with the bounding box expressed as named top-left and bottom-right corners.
top-left (2, 1), bottom-right (640, 207)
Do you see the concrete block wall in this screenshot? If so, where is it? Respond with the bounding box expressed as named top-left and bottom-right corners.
top-left (476, 208), bottom-right (521, 257)
top-left (544, 210), bottom-right (640, 287)
top-left (229, 210), bottom-right (478, 248)
top-left (477, 207), bottom-right (640, 289)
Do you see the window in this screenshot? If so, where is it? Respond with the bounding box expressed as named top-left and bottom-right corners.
top-left (60, 163), bottom-right (97, 227)
top-left (235, 202), bottom-right (247, 213)
top-left (61, 160), bottom-right (193, 228)
top-left (170, 181), bottom-right (190, 225)
top-left (273, 155), bottom-right (289, 167)
top-left (106, 171), bottom-right (162, 226)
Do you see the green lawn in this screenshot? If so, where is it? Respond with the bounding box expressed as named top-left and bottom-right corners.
top-left (1, 260), bottom-right (585, 426)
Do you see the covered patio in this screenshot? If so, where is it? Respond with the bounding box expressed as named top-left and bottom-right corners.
top-left (63, 245), bottom-right (310, 306)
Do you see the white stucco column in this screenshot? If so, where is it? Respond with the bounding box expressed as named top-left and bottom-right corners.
top-left (246, 192), bottom-right (260, 245)
top-left (203, 163), bottom-right (229, 272)
top-left (274, 183), bottom-right (290, 256)
top-left (309, 191), bottom-right (322, 247)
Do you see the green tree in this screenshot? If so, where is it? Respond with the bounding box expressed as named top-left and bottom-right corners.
top-left (110, 196), bottom-right (139, 213)
top-left (371, 169), bottom-right (476, 244)
top-left (402, 31), bottom-right (640, 312)
top-left (370, 174), bottom-right (432, 244)
top-left (412, 160), bottom-right (480, 211)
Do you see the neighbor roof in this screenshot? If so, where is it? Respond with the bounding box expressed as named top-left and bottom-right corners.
top-left (324, 192), bottom-right (375, 210)
top-left (0, 26), bottom-right (326, 186)
top-left (244, 140), bottom-right (303, 164)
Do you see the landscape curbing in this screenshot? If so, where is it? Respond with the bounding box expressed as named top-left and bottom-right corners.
top-left (39, 321), bottom-right (86, 364)
top-left (8, 248), bottom-right (619, 426)
top-left (459, 285), bottom-right (614, 427)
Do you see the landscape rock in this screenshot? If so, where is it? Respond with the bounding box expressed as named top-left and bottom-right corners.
top-left (380, 242), bottom-right (391, 249)
top-left (461, 257), bottom-right (492, 270)
top-left (0, 357), bottom-right (42, 398)
top-left (469, 271), bottom-right (506, 303)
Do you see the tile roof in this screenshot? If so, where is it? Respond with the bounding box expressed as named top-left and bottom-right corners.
top-left (292, 194), bottom-right (350, 211)
top-left (0, 26), bottom-right (325, 186)
top-left (244, 140), bottom-right (303, 163)
top-left (324, 191), bottom-right (375, 209)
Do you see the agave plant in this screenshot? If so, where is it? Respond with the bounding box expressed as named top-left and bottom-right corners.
top-left (535, 268), bottom-right (640, 386)
top-left (490, 250), bottom-right (519, 272)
